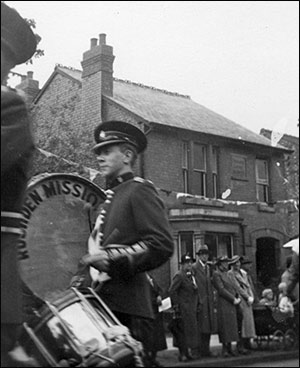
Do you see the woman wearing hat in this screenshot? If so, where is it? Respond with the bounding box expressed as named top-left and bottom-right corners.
top-left (228, 255), bottom-right (256, 354)
top-left (212, 256), bottom-right (241, 357)
top-left (168, 254), bottom-right (199, 362)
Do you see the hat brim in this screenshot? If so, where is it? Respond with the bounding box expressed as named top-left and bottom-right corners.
top-left (228, 256), bottom-right (241, 265)
top-left (92, 139), bottom-right (138, 154)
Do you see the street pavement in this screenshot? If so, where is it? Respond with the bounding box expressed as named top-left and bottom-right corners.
top-left (156, 334), bottom-right (299, 367)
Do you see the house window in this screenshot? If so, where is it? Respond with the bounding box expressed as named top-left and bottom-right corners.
top-left (256, 159), bottom-right (269, 202)
top-left (179, 232), bottom-right (194, 262)
top-left (192, 143), bottom-right (207, 196)
top-left (204, 233), bottom-right (233, 260)
top-left (182, 141), bottom-right (189, 193)
top-left (212, 147), bottom-right (218, 198)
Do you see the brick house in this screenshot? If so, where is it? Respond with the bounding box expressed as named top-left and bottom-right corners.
top-left (17, 34), bottom-right (298, 293)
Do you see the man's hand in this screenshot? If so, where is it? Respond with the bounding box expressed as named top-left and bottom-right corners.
top-left (82, 250), bottom-right (110, 272)
top-left (233, 297), bottom-right (241, 305)
top-left (247, 296), bottom-right (254, 306)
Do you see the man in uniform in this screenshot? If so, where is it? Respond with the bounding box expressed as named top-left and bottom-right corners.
top-left (1, 2), bottom-right (38, 366)
top-left (82, 120), bottom-right (174, 366)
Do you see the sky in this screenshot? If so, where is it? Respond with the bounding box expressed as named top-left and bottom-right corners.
top-left (6, 1), bottom-right (299, 137)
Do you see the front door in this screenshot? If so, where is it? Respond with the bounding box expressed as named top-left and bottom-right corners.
top-left (256, 237), bottom-right (279, 288)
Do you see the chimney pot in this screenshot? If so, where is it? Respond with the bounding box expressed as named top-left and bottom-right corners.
top-left (90, 38), bottom-right (98, 49)
top-left (99, 33), bottom-right (106, 45)
top-left (27, 71), bottom-right (33, 79)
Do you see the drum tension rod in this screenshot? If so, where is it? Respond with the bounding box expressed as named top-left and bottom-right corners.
top-left (23, 322), bottom-right (60, 367)
top-left (45, 301), bottom-right (83, 356)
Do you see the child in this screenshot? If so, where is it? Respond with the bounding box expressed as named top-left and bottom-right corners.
top-left (278, 282), bottom-right (294, 317)
top-left (259, 288), bottom-right (276, 307)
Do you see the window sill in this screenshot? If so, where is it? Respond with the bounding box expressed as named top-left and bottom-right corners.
top-left (257, 203), bottom-right (275, 213)
top-left (181, 196), bottom-right (224, 207)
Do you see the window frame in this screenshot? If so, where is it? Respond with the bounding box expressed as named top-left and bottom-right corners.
top-left (255, 158), bottom-right (269, 202)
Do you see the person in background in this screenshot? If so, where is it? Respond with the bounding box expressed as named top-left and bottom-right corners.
top-left (240, 256), bottom-right (258, 305)
top-left (1, 2), bottom-right (38, 366)
top-left (278, 282), bottom-right (294, 317)
top-left (168, 254), bottom-right (199, 362)
top-left (227, 255), bottom-right (255, 355)
top-left (281, 255), bottom-right (299, 304)
top-left (81, 120), bottom-right (174, 367)
top-left (192, 244), bottom-right (217, 358)
top-left (212, 256), bottom-right (241, 357)
top-left (146, 272), bottom-right (167, 366)
top-left (258, 288), bottom-right (276, 307)
top-left (285, 239), bottom-right (299, 348)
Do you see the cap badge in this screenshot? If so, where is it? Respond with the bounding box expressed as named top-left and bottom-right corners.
top-left (99, 131), bottom-right (106, 139)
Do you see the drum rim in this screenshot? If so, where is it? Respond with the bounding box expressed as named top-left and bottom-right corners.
top-left (26, 172), bottom-right (106, 200)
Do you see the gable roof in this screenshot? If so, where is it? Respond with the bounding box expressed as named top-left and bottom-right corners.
top-left (35, 66), bottom-right (288, 150)
top-left (110, 79), bottom-right (285, 149)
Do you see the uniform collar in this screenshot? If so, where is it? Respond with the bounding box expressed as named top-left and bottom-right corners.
top-left (106, 172), bottom-right (134, 189)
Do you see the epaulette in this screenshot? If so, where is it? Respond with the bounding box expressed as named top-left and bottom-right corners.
top-left (134, 176), bottom-right (154, 185)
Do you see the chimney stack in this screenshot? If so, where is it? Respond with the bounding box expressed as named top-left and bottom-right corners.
top-left (15, 71), bottom-right (40, 103)
top-left (81, 33), bottom-right (115, 126)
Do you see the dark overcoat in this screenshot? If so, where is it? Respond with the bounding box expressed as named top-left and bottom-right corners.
top-left (97, 175), bottom-right (174, 319)
top-left (192, 260), bottom-right (216, 334)
top-left (168, 269), bottom-right (199, 349)
top-left (212, 269), bottom-right (239, 344)
top-left (1, 87), bottom-right (35, 326)
top-left (148, 276), bottom-right (167, 352)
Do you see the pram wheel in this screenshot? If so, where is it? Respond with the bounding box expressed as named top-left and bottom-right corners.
top-left (284, 329), bottom-right (297, 349)
top-left (271, 330), bottom-right (285, 350)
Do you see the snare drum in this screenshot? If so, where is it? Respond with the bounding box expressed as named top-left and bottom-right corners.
top-left (20, 287), bottom-right (142, 367)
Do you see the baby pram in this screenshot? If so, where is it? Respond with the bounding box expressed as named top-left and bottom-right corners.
top-left (253, 305), bottom-right (297, 350)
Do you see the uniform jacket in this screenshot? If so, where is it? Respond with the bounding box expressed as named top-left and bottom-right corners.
top-left (95, 173), bottom-right (174, 319)
top-left (168, 269), bottom-right (199, 349)
top-left (212, 269), bottom-right (239, 344)
top-left (1, 87), bottom-right (35, 324)
top-left (192, 260), bottom-right (216, 333)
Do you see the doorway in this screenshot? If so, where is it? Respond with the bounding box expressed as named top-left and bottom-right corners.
top-left (256, 237), bottom-right (279, 287)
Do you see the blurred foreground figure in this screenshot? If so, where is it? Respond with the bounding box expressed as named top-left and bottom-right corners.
top-left (1, 2), bottom-right (38, 366)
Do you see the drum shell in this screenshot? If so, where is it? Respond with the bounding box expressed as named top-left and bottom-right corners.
top-left (20, 288), bottom-right (136, 367)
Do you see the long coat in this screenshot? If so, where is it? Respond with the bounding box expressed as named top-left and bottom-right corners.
top-left (148, 275), bottom-right (167, 353)
top-left (168, 269), bottom-right (199, 349)
top-left (212, 269), bottom-right (239, 344)
top-left (1, 88), bottom-right (35, 328)
top-left (94, 173), bottom-right (174, 319)
top-left (228, 268), bottom-right (256, 338)
top-left (192, 260), bottom-right (216, 334)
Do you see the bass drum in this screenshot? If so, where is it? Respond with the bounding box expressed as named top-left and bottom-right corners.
top-left (18, 173), bottom-right (143, 366)
top-left (18, 173), bottom-right (106, 300)
top-left (19, 287), bottom-right (141, 367)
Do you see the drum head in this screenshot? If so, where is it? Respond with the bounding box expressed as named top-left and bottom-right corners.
top-left (18, 173), bottom-right (106, 300)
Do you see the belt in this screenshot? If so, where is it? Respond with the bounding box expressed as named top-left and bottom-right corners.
top-left (1, 211), bottom-right (24, 235)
